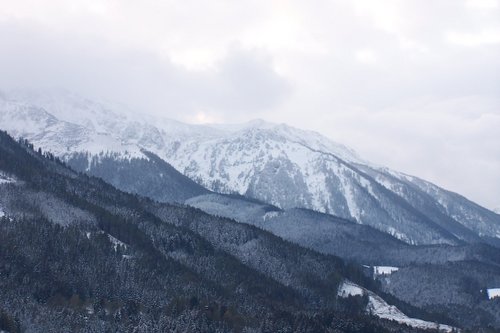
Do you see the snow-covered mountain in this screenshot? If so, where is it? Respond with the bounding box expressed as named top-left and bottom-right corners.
top-left (1, 89), bottom-right (499, 245)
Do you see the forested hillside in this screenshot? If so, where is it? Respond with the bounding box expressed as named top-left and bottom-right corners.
top-left (186, 193), bottom-right (500, 329)
top-left (0, 131), bottom-right (448, 332)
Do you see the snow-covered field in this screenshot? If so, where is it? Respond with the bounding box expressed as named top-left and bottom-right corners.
top-left (338, 281), bottom-right (455, 332)
top-left (338, 281), bottom-right (364, 297)
top-left (487, 288), bottom-right (500, 299)
top-left (373, 266), bottom-right (399, 276)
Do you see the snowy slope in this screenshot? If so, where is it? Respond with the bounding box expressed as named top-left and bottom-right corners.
top-left (358, 165), bottom-right (500, 242)
top-left (338, 281), bottom-right (455, 332)
top-left (487, 288), bottom-right (500, 300)
top-left (0, 97), bottom-right (144, 159)
top-left (1, 89), bottom-right (499, 245)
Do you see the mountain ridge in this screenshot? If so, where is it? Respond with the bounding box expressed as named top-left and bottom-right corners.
top-left (1, 89), bottom-right (499, 246)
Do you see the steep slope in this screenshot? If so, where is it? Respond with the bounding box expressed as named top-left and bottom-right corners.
top-left (66, 150), bottom-right (210, 203)
top-left (1, 90), bottom-right (499, 246)
top-left (357, 165), bottom-right (500, 245)
top-left (0, 95), bottom-right (143, 158)
top-left (0, 95), bottom-right (208, 203)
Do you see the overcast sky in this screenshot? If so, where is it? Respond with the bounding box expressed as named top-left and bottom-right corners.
top-left (0, 0), bottom-right (499, 210)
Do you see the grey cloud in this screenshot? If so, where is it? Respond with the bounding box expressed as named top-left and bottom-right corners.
top-left (0, 21), bottom-right (291, 120)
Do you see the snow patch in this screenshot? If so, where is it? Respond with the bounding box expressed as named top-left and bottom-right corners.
top-left (87, 231), bottom-right (128, 251)
top-left (368, 293), bottom-right (454, 332)
top-left (0, 172), bottom-right (16, 185)
top-left (487, 288), bottom-right (500, 299)
top-left (263, 211), bottom-right (281, 221)
top-left (373, 266), bottom-right (399, 276)
top-left (338, 281), bottom-right (455, 332)
top-left (86, 305), bottom-right (94, 315)
top-left (343, 179), bottom-right (360, 222)
top-left (338, 281), bottom-right (364, 297)
top-left (387, 227), bottom-right (413, 244)
top-left (108, 234), bottom-right (127, 251)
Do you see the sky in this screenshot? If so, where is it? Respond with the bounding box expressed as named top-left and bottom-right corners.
top-left (0, 0), bottom-right (499, 210)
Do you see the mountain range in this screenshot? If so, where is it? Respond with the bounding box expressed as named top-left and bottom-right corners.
top-left (2, 89), bottom-right (500, 330)
top-left (1, 89), bottom-right (499, 247)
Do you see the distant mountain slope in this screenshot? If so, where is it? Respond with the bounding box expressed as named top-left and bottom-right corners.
top-left (66, 150), bottom-right (209, 203)
top-left (186, 193), bottom-right (500, 267)
top-left (356, 165), bottom-right (500, 245)
top-left (1, 89), bottom-right (499, 246)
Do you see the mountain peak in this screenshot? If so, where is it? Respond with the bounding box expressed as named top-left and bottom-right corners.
top-left (204, 118), bottom-right (275, 133)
